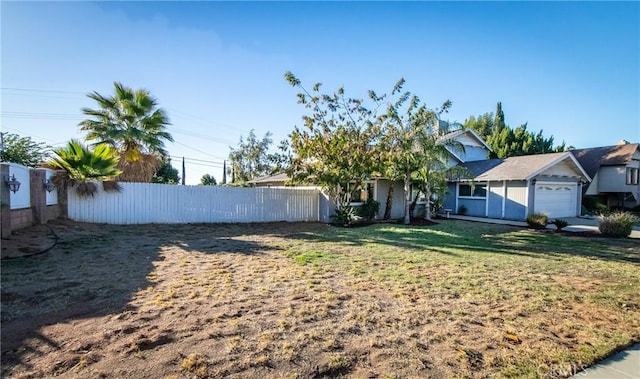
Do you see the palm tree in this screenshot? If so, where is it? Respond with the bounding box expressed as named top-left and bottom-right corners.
top-left (79, 82), bottom-right (173, 182)
top-left (49, 140), bottom-right (122, 197)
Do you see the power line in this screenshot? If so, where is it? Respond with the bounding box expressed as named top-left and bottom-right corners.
top-left (1, 87), bottom-right (86, 95)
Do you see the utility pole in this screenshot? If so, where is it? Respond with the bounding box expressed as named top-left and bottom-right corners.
top-left (222, 160), bottom-right (227, 184)
top-left (181, 157), bottom-right (185, 185)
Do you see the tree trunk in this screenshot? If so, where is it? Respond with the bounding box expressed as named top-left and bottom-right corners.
top-left (409, 192), bottom-right (420, 218)
top-left (383, 183), bottom-right (393, 220)
top-left (403, 170), bottom-right (411, 225)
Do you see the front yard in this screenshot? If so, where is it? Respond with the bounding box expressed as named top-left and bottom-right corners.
top-left (1, 219), bottom-right (638, 378)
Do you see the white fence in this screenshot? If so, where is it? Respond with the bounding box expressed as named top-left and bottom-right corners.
top-left (68, 182), bottom-right (321, 224)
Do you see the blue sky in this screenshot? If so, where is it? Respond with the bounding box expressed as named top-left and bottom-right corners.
top-left (2, 1), bottom-right (638, 184)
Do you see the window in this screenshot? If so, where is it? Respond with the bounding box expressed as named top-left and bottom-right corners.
top-left (626, 168), bottom-right (639, 185)
top-left (458, 183), bottom-right (487, 198)
top-left (343, 181), bottom-right (375, 204)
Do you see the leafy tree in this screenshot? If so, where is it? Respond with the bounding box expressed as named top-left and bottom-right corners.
top-left (48, 140), bottom-right (122, 197)
top-left (0, 132), bottom-right (50, 167)
top-left (284, 71), bottom-right (385, 210)
top-left (463, 102), bottom-right (566, 158)
top-left (380, 80), bottom-right (459, 224)
top-left (79, 82), bottom-right (173, 182)
top-left (151, 158), bottom-right (180, 184)
top-left (228, 130), bottom-right (274, 183)
top-left (200, 174), bottom-right (217, 186)
top-left (267, 139), bottom-right (292, 173)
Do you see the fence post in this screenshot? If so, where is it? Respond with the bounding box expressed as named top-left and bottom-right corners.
top-left (55, 170), bottom-right (68, 218)
top-left (1, 164), bottom-right (11, 238)
top-left (30, 169), bottom-right (47, 224)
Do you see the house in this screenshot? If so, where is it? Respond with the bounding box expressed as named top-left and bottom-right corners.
top-left (247, 172), bottom-right (291, 187)
top-left (443, 152), bottom-right (591, 220)
top-left (252, 128), bottom-right (593, 221)
top-left (570, 142), bottom-right (640, 208)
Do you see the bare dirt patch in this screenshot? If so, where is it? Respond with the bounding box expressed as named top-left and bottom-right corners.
top-left (1, 219), bottom-right (638, 378)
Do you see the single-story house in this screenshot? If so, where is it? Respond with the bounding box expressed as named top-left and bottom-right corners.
top-left (251, 128), bottom-right (597, 222)
top-left (443, 152), bottom-right (591, 220)
top-left (570, 142), bottom-right (640, 208)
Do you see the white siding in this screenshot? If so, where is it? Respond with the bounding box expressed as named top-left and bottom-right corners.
top-left (68, 182), bottom-right (321, 224)
top-left (538, 159), bottom-right (580, 177)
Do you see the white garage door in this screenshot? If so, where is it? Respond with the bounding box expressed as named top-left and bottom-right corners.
top-left (534, 182), bottom-right (577, 218)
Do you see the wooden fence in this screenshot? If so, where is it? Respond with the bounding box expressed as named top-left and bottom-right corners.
top-left (67, 182), bottom-right (322, 224)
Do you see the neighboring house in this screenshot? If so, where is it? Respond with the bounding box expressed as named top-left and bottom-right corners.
top-left (570, 142), bottom-right (640, 208)
top-left (443, 152), bottom-right (591, 220)
top-left (247, 172), bottom-right (291, 187)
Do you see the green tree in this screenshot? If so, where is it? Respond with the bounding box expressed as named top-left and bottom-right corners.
top-left (79, 82), bottom-right (173, 182)
top-left (464, 102), bottom-right (566, 158)
top-left (48, 140), bottom-right (122, 197)
top-left (200, 174), bottom-right (217, 186)
top-left (151, 158), bottom-right (180, 184)
top-left (228, 130), bottom-right (274, 183)
top-left (0, 132), bottom-right (50, 167)
top-left (284, 71), bottom-right (385, 210)
top-left (380, 80), bottom-right (459, 224)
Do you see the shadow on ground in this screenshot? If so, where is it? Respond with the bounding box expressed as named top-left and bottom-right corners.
top-left (0, 219), bottom-right (289, 374)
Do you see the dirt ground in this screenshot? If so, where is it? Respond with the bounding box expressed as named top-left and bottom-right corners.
top-left (1, 219), bottom-right (637, 378)
top-left (2, 220), bottom-right (431, 379)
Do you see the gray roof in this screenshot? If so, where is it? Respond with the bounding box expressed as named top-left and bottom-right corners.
top-left (459, 152), bottom-right (589, 181)
top-left (247, 172), bottom-right (290, 184)
top-left (570, 143), bottom-right (639, 179)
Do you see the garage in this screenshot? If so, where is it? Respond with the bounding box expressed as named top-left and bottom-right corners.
top-left (534, 182), bottom-right (577, 218)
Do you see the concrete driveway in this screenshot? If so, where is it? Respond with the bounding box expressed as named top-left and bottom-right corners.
top-left (561, 216), bottom-right (640, 239)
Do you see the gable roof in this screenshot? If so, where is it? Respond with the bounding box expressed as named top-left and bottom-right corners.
top-left (247, 172), bottom-right (290, 185)
top-left (459, 152), bottom-right (590, 182)
top-left (438, 128), bottom-right (493, 152)
top-left (570, 143), bottom-right (639, 178)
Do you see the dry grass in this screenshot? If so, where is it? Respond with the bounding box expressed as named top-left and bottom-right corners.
top-left (1, 219), bottom-right (638, 378)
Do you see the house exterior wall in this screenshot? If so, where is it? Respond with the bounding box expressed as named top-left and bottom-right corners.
top-left (359, 179), bottom-right (405, 220)
top-left (458, 198), bottom-right (485, 216)
top-left (585, 172), bottom-right (599, 195)
top-left (462, 146), bottom-right (490, 162)
top-left (598, 166), bottom-right (626, 193)
top-left (504, 181), bottom-right (527, 220)
top-left (538, 160), bottom-right (581, 177)
top-left (487, 181), bottom-right (504, 218)
top-left (443, 183), bottom-right (456, 211)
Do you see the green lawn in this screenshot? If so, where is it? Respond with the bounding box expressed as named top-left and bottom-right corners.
top-left (281, 220), bottom-right (640, 377)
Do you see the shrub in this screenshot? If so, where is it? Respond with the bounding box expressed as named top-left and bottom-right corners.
top-left (597, 211), bottom-right (639, 237)
top-left (583, 196), bottom-right (609, 215)
top-left (526, 213), bottom-right (548, 229)
top-left (357, 199), bottom-right (380, 221)
top-left (551, 218), bottom-right (569, 231)
top-left (331, 206), bottom-right (360, 226)
top-left (458, 204), bottom-right (468, 215)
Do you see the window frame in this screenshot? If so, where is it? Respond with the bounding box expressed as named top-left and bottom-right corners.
top-left (345, 181), bottom-right (376, 206)
top-left (458, 183), bottom-right (487, 198)
top-left (626, 167), bottom-right (639, 185)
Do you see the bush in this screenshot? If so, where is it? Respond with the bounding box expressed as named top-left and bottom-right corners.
top-left (597, 211), bottom-right (639, 237)
top-left (331, 206), bottom-right (360, 226)
top-left (357, 199), bottom-right (380, 221)
top-left (458, 204), bottom-right (468, 215)
top-left (551, 218), bottom-right (569, 231)
top-left (583, 196), bottom-right (609, 215)
top-left (526, 213), bottom-right (548, 229)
